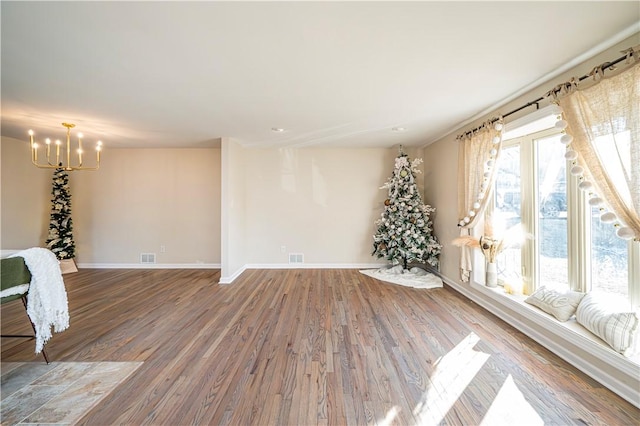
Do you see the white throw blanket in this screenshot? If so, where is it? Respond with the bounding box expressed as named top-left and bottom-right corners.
top-left (10, 248), bottom-right (69, 353)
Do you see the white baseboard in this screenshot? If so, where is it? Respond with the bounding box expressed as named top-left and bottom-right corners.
top-left (76, 263), bottom-right (221, 269)
top-left (219, 264), bottom-right (247, 285)
top-left (438, 273), bottom-right (640, 409)
top-left (245, 262), bottom-right (387, 270)
top-left (74, 262), bottom-right (385, 284)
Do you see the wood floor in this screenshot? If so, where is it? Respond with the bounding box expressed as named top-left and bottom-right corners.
top-left (1, 268), bottom-right (638, 425)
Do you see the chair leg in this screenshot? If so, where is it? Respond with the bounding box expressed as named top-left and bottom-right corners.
top-left (20, 296), bottom-right (50, 364)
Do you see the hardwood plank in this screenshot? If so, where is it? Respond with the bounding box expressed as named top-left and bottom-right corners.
top-left (2, 268), bottom-right (638, 425)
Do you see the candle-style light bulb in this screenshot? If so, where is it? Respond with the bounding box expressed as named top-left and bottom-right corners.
top-left (45, 138), bottom-right (51, 162)
top-left (96, 141), bottom-right (102, 163)
top-left (78, 132), bottom-right (83, 166)
top-left (55, 140), bottom-right (61, 165)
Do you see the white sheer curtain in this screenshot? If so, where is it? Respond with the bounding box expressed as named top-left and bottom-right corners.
top-left (554, 61), bottom-right (639, 241)
top-left (456, 120), bottom-right (503, 281)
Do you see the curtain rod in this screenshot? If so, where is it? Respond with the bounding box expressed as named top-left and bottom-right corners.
top-left (457, 50), bottom-right (634, 139)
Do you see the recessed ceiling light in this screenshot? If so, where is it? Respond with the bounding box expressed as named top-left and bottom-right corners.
top-left (271, 127), bottom-right (285, 132)
top-left (392, 127), bottom-right (406, 132)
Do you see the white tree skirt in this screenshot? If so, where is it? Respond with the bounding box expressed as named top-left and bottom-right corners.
top-left (360, 265), bottom-right (443, 289)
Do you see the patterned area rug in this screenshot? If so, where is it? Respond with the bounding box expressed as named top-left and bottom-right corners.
top-left (1, 361), bottom-right (142, 425)
top-left (360, 266), bottom-right (443, 289)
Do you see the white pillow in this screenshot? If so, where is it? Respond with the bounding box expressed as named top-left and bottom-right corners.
top-left (525, 286), bottom-right (585, 322)
top-left (576, 292), bottom-right (640, 357)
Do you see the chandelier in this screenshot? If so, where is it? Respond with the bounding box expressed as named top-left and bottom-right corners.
top-left (29, 122), bottom-right (102, 171)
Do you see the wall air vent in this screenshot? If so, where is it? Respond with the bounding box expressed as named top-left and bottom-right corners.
top-left (140, 253), bottom-right (156, 264)
top-left (288, 253), bottom-right (304, 264)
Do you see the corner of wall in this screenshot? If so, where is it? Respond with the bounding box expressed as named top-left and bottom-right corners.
top-left (220, 138), bottom-right (247, 282)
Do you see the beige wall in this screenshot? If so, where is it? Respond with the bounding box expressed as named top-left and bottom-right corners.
top-left (1, 137), bottom-right (221, 265)
top-left (243, 147), bottom-right (398, 265)
top-left (1, 137), bottom-right (52, 249)
top-left (421, 136), bottom-right (459, 275)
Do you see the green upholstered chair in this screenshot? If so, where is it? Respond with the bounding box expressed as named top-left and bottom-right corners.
top-left (1, 256), bottom-right (50, 363)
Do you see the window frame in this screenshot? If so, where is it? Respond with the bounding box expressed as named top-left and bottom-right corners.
top-left (488, 125), bottom-right (639, 308)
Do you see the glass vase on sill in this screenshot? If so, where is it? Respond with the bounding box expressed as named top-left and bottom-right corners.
top-left (486, 262), bottom-right (498, 288)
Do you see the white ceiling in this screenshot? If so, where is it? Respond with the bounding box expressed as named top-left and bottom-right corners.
top-left (1, 2), bottom-right (638, 149)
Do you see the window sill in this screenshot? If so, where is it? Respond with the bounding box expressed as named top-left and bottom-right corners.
top-left (471, 281), bottom-right (640, 368)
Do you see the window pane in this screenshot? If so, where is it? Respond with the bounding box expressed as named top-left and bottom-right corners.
top-left (494, 145), bottom-right (521, 287)
top-left (537, 135), bottom-right (568, 290)
top-left (591, 210), bottom-right (629, 299)
top-left (590, 130), bottom-right (630, 300)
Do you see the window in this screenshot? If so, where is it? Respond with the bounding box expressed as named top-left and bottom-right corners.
top-left (490, 114), bottom-right (638, 308)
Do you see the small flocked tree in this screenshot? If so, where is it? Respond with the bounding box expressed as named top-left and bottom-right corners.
top-left (372, 150), bottom-right (441, 269)
top-left (46, 167), bottom-right (76, 261)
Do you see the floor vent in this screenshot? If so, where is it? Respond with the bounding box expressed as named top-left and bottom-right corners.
top-left (140, 253), bottom-right (156, 264)
top-left (288, 253), bottom-right (304, 264)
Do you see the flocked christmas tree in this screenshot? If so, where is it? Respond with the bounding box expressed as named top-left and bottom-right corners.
top-left (372, 149), bottom-right (441, 269)
top-left (46, 167), bottom-right (76, 261)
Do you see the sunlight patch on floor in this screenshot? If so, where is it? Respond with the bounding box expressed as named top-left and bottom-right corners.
top-left (413, 332), bottom-right (490, 425)
top-left (378, 404), bottom-right (400, 426)
top-left (480, 374), bottom-right (544, 426)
